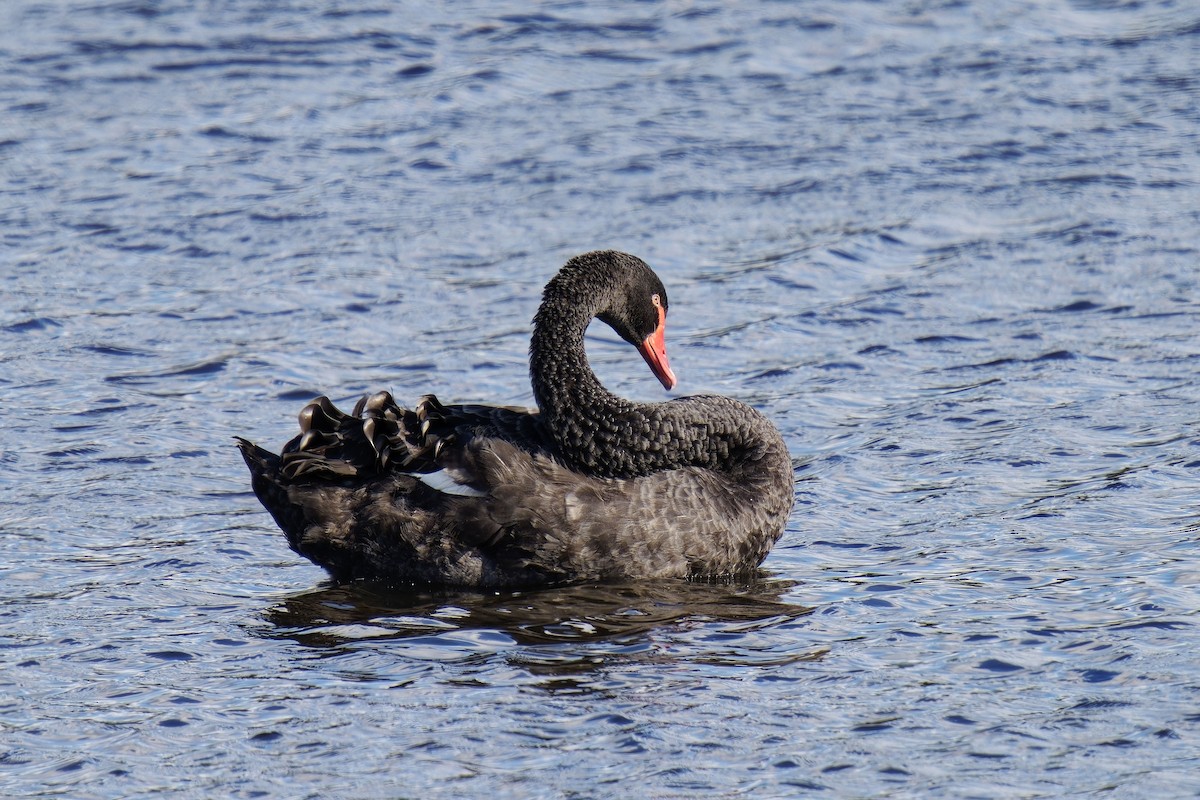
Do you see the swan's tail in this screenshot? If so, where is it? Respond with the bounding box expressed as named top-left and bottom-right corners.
top-left (236, 414), bottom-right (500, 585)
top-left (235, 437), bottom-right (311, 548)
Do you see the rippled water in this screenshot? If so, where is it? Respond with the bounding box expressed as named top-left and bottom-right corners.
top-left (3, 1), bottom-right (1200, 797)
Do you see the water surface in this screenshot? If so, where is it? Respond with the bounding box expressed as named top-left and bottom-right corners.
top-left (3, 1), bottom-right (1200, 797)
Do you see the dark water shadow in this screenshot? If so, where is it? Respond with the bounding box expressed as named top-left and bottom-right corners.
top-left (263, 575), bottom-right (813, 651)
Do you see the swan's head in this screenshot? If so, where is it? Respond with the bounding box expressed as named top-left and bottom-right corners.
top-left (540, 250), bottom-right (678, 392)
top-left (591, 252), bottom-right (677, 392)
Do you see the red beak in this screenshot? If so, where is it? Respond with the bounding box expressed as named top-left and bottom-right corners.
top-left (636, 305), bottom-right (677, 391)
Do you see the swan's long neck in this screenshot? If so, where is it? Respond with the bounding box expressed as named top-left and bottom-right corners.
top-left (527, 257), bottom-right (790, 483)
top-left (527, 278), bottom-right (710, 480)
top-left (529, 284), bottom-right (640, 476)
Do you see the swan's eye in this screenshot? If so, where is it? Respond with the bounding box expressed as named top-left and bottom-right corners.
top-left (651, 293), bottom-right (662, 309)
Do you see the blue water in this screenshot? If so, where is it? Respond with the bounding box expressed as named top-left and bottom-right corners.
top-left (3, 1), bottom-right (1200, 797)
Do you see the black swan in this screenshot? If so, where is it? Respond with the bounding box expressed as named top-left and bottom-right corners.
top-left (237, 251), bottom-right (794, 587)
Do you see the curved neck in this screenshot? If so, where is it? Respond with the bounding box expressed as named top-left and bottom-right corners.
top-left (527, 273), bottom-right (788, 482)
top-left (529, 289), bottom-right (724, 479)
top-left (529, 290), bottom-right (634, 448)
top-left (524, 253), bottom-right (790, 483)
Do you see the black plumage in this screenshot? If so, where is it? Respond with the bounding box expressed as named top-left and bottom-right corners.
top-left (237, 251), bottom-right (794, 587)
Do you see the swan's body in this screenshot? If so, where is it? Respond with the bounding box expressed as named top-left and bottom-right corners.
top-left (237, 251), bottom-right (794, 587)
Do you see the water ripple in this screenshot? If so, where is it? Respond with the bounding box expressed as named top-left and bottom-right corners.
top-left (3, 1), bottom-right (1200, 797)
